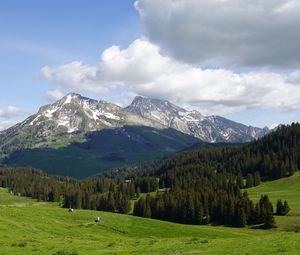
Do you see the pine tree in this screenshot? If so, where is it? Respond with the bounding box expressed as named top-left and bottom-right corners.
top-left (246, 174), bottom-right (254, 188)
top-left (284, 200), bottom-right (290, 215)
top-left (264, 211), bottom-right (276, 228)
top-left (276, 200), bottom-right (284, 215)
top-left (253, 172), bottom-right (261, 186)
top-left (276, 200), bottom-right (290, 216)
top-left (236, 207), bottom-right (247, 227)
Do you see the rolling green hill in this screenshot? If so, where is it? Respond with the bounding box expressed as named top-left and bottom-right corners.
top-left (1, 180), bottom-right (300, 255)
top-left (247, 172), bottom-right (300, 232)
top-left (2, 126), bottom-right (200, 178)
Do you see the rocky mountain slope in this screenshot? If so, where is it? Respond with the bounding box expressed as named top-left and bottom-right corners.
top-left (127, 96), bottom-right (270, 143)
top-left (0, 93), bottom-right (270, 157)
top-left (0, 93), bottom-right (161, 156)
top-left (0, 93), bottom-right (271, 177)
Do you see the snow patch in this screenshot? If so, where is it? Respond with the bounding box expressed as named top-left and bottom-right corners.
top-left (63, 94), bottom-right (73, 105)
top-left (29, 115), bottom-right (41, 126)
top-left (102, 112), bottom-right (120, 120)
top-left (83, 101), bottom-right (98, 121)
top-left (44, 107), bottom-right (59, 118)
top-left (179, 111), bottom-right (203, 122)
top-left (150, 111), bottom-right (163, 121)
top-left (67, 127), bottom-right (78, 133)
top-left (83, 100), bottom-right (120, 122)
top-left (57, 119), bottom-right (69, 127)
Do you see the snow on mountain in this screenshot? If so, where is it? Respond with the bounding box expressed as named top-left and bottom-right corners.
top-left (126, 96), bottom-right (270, 143)
top-left (0, 93), bottom-right (271, 157)
top-left (0, 93), bottom-right (162, 155)
top-left (23, 93), bottom-right (162, 133)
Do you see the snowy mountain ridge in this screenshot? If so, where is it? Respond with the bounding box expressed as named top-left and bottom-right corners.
top-left (126, 96), bottom-right (270, 143)
top-left (0, 93), bottom-right (270, 158)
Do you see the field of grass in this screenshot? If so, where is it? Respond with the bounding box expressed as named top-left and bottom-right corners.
top-left (247, 172), bottom-right (300, 232)
top-left (1, 187), bottom-right (300, 254)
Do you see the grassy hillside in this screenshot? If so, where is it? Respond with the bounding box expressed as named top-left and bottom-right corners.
top-left (247, 172), bottom-right (300, 231)
top-left (1, 188), bottom-right (300, 254)
top-left (3, 126), bottom-right (200, 178)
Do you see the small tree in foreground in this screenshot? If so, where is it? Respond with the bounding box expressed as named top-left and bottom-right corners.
top-left (276, 200), bottom-right (290, 216)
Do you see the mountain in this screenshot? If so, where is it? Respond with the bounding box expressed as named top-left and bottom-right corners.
top-left (153, 123), bottom-right (300, 180)
top-left (3, 126), bottom-right (199, 178)
top-left (0, 93), bottom-right (201, 177)
top-left (0, 93), bottom-right (271, 178)
top-left (109, 123), bottom-right (300, 180)
top-left (126, 96), bottom-right (270, 143)
top-left (0, 93), bottom-right (162, 157)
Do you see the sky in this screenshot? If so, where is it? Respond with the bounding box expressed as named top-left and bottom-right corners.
top-left (0, 0), bottom-right (300, 130)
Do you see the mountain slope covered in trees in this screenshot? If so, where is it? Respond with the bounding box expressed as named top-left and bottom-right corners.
top-left (3, 126), bottom-right (200, 178)
top-left (0, 124), bottom-right (298, 229)
top-left (116, 123), bottom-right (300, 180)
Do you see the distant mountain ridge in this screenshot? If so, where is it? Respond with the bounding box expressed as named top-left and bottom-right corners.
top-left (0, 93), bottom-right (272, 178)
top-left (0, 93), bottom-right (270, 158)
top-left (0, 93), bottom-right (162, 156)
top-left (126, 96), bottom-right (270, 143)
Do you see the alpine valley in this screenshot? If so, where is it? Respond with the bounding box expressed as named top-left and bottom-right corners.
top-left (0, 93), bottom-right (270, 178)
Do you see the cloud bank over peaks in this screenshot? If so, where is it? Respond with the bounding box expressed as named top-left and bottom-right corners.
top-left (135, 0), bottom-right (300, 68)
top-left (40, 38), bottom-right (300, 115)
top-left (40, 61), bottom-right (105, 93)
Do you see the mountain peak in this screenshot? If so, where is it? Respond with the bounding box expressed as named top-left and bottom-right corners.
top-left (65, 92), bottom-right (81, 97)
top-left (126, 96), bottom-right (270, 142)
top-left (129, 96), bottom-right (185, 114)
top-left (0, 93), bottom-right (271, 154)
top-left (59, 92), bottom-right (81, 104)
top-left (127, 96), bottom-right (205, 131)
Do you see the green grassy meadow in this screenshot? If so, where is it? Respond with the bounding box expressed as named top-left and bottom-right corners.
top-left (1, 174), bottom-right (300, 255)
top-left (247, 172), bottom-right (300, 232)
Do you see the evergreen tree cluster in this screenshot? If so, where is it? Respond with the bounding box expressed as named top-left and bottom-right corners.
top-left (134, 177), bottom-right (158, 193)
top-left (276, 200), bottom-right (290, 216)
top-left (134, 167), bottom-right (276, 228)
top-left (1, 123), bottom-right (298, 229)
top-left (0, 167), bottom-right (158, 214)
top-left (150, 123), bottom-right (300, 180)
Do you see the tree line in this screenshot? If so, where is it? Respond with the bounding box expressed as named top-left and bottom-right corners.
top-left (133, 167), bottom-right (278, 228)
top-left (0, 167), bottom-right (158, 214)
top-left (142, 123), bottom-right (300, 181)
top-left (0, 123), bottom-right (297, 228)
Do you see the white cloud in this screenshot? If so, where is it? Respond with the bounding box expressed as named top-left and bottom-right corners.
top-left (0, 106), bottom-right (22, 118)
top-left (40, 39), bottom-right (300, 115)
top-left (46, 89), bottom-right (65, 100)
top-left (40, 61), bottom-right (107, 93)
top-left (135, 0), bottom-right (300, 68)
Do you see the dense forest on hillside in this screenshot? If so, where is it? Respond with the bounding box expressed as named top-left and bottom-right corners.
top-left (0, 166), bottom-right (278, 228)
top-left (1, 124), bottom-right (298, 228)
top-left (111, 123), bottom-right (300, 180)
top-left (133, 167), bottom-right (276, 228)
top-left (0, 167), bottom-right (157, 214)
